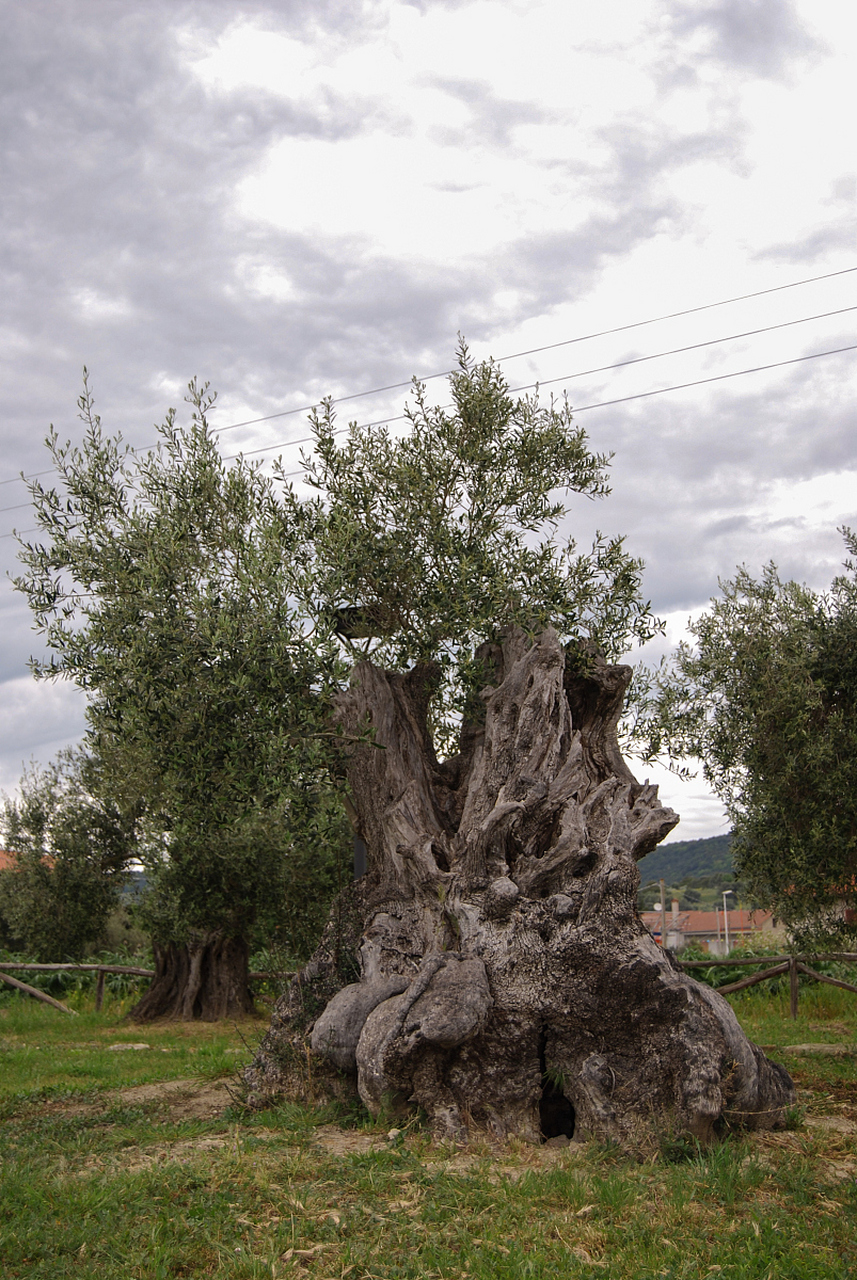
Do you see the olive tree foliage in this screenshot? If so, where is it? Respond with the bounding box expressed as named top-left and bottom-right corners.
top-left (0, 751), bottom-right (132, 960)
top-left (14, 345), bottom-right (660, 989)
top-left (280, 341), bottom-right (662, 753)
top-left (635, 530), bottom-right (857, 946)
top-left (14, 376), bottom-right (351, 963)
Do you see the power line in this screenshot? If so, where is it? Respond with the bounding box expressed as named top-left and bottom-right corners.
top-left (4, 300), bottom-right (854, 511)
top-left (0, 466), bottom-right (58, 489)
top-left (569, 341), bottom-right (857, 414)
top-left (5, 340), bottom-right (854, 539)
top-left (2, 262), bottom-right (854, 493)
top-left (236, 340), bottom-right (857, 473)
top-left (199, 263), bottom-right (857, 438)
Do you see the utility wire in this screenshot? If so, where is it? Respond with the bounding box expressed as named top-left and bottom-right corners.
top-left (228, 301), bottom-right (856, 461)
top-left (2, 262), bottom-right (854, 493)
top-left (230, 340), bottom-right (857, 472)
top-left (3, 301), bottom-right (853, 514)
top-left (4, 341), bottom-right (854, 540)
top-left (196, 262), bottom-right (857, 437)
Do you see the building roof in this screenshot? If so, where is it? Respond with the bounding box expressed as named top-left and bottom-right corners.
top-left (640, 908), bottom-right (774, 936)
top-left (0, 850), bottom-right (19, 871)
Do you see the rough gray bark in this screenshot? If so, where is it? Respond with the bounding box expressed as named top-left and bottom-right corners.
top-left (244, 629), bottom-right (794, 1148)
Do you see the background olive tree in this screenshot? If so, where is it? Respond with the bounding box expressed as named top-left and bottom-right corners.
top-left (14, 378), bottom-right (351, 1017)
top-left (0, 751), bottom-right (132, 960)
top-left (636, 529), bottom-right (857, 946)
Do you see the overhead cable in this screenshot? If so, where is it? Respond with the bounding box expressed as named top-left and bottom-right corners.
top-left (5, 340), bottom-right (854, 540)
top-left (230, 341), bottom-right (857, 471)
top-left (2, 263), bottom-right (855, 493)
top-left (202, 263), bottom-right (857, 437)
top-left (3, 258), bottom-right (854, 489)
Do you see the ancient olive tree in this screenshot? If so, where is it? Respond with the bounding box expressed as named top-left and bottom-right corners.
top-left (14, 377), bottom-right (351, 1019)
top-left (243, 346), bottom-right (794, 1147)
top-left (636, 533), bottom-right (857, 948)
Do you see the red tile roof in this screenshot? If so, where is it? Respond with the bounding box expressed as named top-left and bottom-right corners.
top-left (640, 908), bottom-right (774, 935)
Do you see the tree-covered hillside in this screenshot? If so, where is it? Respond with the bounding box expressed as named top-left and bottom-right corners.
top-left (637, 834), bottom-right (733, 886)
top-left (636, 834), bottom-right (737, 910)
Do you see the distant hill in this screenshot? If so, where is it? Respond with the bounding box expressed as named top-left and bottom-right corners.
top-left (637, 834), bottom-right (733, 887)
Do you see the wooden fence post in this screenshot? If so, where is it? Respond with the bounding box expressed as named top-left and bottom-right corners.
top-left (789, 956), bottom-right (799, 1020)
top-left (95, 968), bottom-right (106, 1012)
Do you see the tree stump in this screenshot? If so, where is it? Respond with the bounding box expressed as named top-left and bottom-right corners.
top-left (244, 629), bottom-right (794, 1148)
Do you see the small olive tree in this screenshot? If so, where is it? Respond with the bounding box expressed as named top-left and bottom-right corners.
top-left (14, 378), bottom-right (351, 1017)
top-left (0, 752), bottom-right (132, 960)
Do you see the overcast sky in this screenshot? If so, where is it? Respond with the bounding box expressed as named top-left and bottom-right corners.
top-left (1, 0), bottom-right (855, 840)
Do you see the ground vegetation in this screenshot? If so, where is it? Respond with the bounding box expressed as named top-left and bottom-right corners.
top-left (0, 987), bottom-right (854, 1279)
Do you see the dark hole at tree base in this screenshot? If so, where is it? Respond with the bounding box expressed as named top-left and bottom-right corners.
top-left (538, 1029), bottom-right (576, 1141)
top-left (539, 1079), bottom-right (576, 1141)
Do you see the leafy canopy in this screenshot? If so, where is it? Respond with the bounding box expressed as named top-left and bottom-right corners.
top-left (14, 344), bottom-right (659, 952)
top-left (638, 531), bottom-right (857, 945)
top-left (14, 376), bottom-right (350, 955)
top-left (282, 340), bottom-right (661, 749)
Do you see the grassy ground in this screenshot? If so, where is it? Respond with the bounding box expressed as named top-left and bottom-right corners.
top-left (0, 986), bottom-right (855, 1279)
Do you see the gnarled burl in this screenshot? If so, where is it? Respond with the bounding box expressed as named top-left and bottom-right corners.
top-left (244, 629), bottom-right (793, 1146)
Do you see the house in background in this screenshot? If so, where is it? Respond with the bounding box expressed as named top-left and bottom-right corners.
top-left (640, 900), bottom-right (786, 955)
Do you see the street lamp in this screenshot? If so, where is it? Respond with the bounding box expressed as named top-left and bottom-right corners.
top-left (723, 889), bottom-right (735, 953)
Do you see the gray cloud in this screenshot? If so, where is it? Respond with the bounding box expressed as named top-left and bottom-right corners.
top-left (0, 677), bottom-right (88, 796)
top-left (425, 77), bottom-right (553, 147)
top-left (1, 0), bottom-right (853, 837)
top-left (755, 217), bottom-right (857, 265)
top-left (668, 0), bottom-right (822, 78)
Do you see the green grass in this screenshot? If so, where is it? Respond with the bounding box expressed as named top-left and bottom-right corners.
top-left (0, 986), bottom-right (855, 1279)
top-left (0, 993), bottom-right (261, 1119)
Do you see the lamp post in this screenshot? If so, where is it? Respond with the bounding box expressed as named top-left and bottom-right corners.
top-left (723, 889), bottom-right (735, 953)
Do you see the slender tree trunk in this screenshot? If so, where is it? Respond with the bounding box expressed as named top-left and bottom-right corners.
top-left (130, 932), bottom-right (254, 1021)
top-left (244, 629), bottom-right (794, 1149)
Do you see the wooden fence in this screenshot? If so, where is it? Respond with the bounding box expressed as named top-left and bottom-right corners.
top-left (2, 956), bottom-right (856, 1020)
top-left (0, 961), bottom-right (287, 1015)
top-left (678, 952), bottom-right (857, 1019)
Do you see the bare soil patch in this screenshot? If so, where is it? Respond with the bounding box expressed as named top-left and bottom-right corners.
top-left (30, 1074), bottom-right (857, 1187)
top-left (35, 1076), bottom-right (235, 1122)
top-left (312, 1123), bottom-right (381, 1156)
top-left (116, 1077), bottom-right (233, 1119)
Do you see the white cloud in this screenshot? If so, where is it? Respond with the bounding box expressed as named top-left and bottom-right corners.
top-left (0, 678), bottom-right (87, 797)
top-left (760, 470), bottom-right (857, 533)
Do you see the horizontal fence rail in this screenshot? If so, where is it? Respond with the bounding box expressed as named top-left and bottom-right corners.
top-left (3, 957), bottom-right (856, 1020)
top-left (0, 961), bottom-right (292, 1014)
top-left (678, 952), bottom-right (857, 1018)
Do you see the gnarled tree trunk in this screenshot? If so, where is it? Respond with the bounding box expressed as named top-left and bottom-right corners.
top-left (244, 629), bottom-right (793, 1148)
top-left (130, 931), bottom-right (254, 1022)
